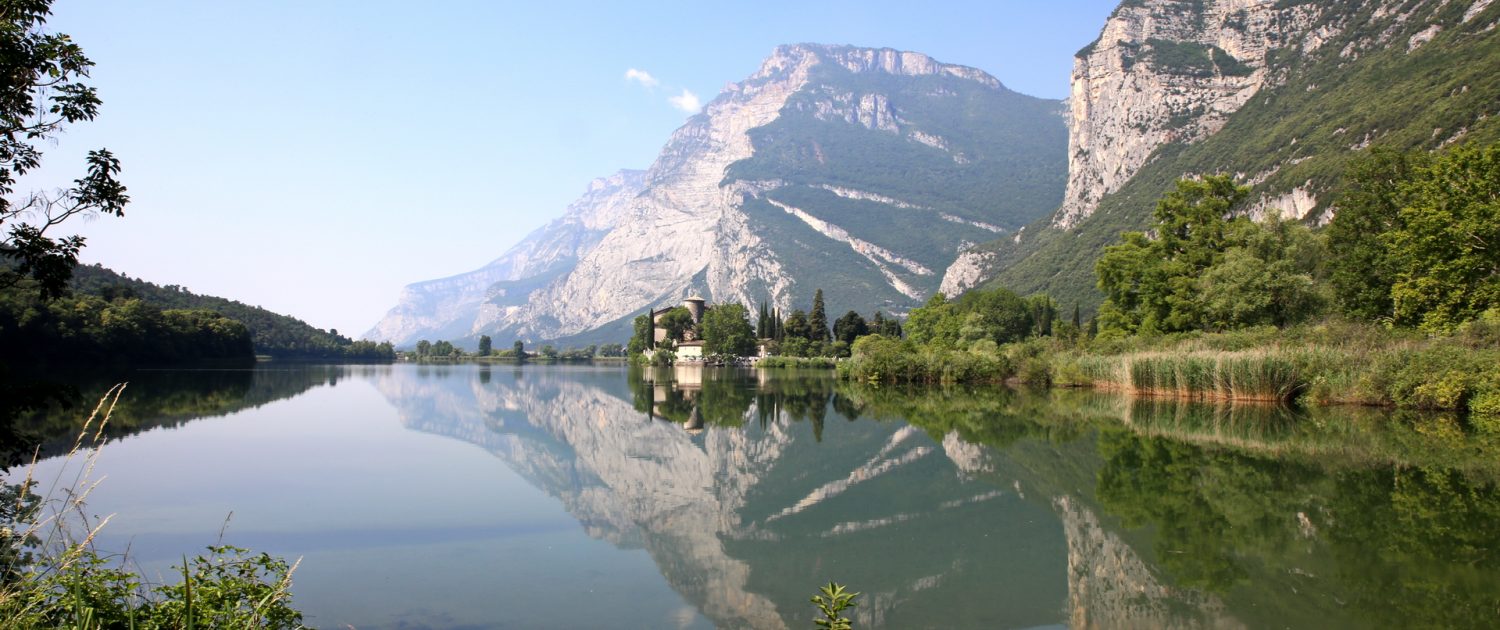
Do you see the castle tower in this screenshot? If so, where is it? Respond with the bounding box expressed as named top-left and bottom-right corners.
top-left (682, 296), bottom-right (706, 324)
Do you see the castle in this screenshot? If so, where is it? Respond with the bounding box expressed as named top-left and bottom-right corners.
top-left (650, 296), bottom-right (706, 359)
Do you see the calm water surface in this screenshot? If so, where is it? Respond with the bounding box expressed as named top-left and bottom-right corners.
top-left (16, 363), bottom-right (1500, 629)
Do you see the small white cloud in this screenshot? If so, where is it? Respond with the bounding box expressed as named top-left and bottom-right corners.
top-left (668, 89), bottom-right (701, 113)
top-left (624, 68), bottom-right (659, 88)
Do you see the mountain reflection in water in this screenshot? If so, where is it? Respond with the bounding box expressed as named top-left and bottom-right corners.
top-left (21, 364), bottom-right (1500, 629)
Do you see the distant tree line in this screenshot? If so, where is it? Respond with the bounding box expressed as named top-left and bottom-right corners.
top-left (68, 264), bottom-right (394, 360)
top-left (627, 288), bottom-right (906, 361)
top-left (409, 335), bottom-right (626, 361)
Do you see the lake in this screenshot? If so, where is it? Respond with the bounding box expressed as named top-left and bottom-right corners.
top-left (13, 363), bottom-right (1500, 629)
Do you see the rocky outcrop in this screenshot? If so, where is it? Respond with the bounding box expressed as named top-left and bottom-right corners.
top-left (1053, 0), bottom-right (1323, 229)
top-left (938, 249), bottom-right (999, 297)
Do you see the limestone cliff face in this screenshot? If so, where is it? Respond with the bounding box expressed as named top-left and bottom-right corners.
top-left (1052, 0), bottom-right (1323, 229)
top-left (370, 43), bottom-right (1066, 345)
top-left (366, 170), bottom-right (645, 345)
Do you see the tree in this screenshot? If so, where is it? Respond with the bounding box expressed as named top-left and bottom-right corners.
top-left (1197, 215), bottom-right (1327, 329)
top-left (477, 335), bottom-right (492, 356)
top-left (1, 2), bottom-right (129, 298)
top-left (1025, 294), bottom-right (1057, 337)
top-left (809, 289), bottom-right (829, 342)
top-left (657, 307), bottom-right (695, 344)
top-left (832, 310), bottom-right (868, 345)
top-left (700, 303), bottom-right (756, 356)
top-left (1327, 147), bottom-right (1420, 321)
top-left (1384, 144), bottom-right (1500, 331)
top-left (629, 314), bottom-right (653, 354)
top-left (513, 340), bottom-right (525, 359)
top-left (783, 309), bottom-right (811, 340)
top-left (1096, 175), bottom-right (1251, 334)
top-left (905, 293), bottom-right (957, 346)
top-left (415, 340), bottom-right (432, 357)
top-left (870, 310), bottom-right (901, 338)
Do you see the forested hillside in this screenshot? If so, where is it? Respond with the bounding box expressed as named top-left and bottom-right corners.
top-left (69, 264), bottom-right (394, 360)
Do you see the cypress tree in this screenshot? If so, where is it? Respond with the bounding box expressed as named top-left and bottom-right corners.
top-left (809, 289), bottom-right (828, 342)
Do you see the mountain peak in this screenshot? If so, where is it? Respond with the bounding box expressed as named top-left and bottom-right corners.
top-left (768, 43), bottom-right (1003, 89)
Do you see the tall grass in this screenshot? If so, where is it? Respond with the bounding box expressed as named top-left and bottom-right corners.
top-left (0, 385), bottom-right (306, 628)
top-left (1075, 349), bottom-right (1316, 403)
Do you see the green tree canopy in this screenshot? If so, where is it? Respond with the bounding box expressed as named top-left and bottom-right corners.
top-left (657, 307), bottom-right (695, 344)
top-left (1385, 144), bottom-right (1500, 331)
top-left (1, 1), bottom-right (129, 298)
top-left (832, 310), bottom-right (868, 345)
top-left (628, 314), bottom-right (652, 354)
top-left (1328, 144), bottom-right (1500, 331)
top-left (1093, 175), bottom-right (1334, 335)
top-left (783, 309), bottom-right (811, 340)
top-left (700, 303), bottom-right (756, 356)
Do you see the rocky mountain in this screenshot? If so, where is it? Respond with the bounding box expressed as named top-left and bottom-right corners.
top-left (368, 43), bottom-right (1067, 347)
top-left (946, 0), bottom-right (1500, 306)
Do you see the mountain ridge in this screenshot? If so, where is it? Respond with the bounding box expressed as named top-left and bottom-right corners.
top-left (369, 43), bottom-right (1068, 347)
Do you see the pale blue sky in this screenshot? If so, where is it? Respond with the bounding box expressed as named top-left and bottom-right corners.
top-left (32, 0), bottom-right (1118, 336)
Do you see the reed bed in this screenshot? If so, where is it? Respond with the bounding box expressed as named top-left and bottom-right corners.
top-left (1072, 348), bottom-right (1332, 403)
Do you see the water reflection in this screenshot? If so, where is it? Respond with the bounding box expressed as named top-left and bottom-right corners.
top-left (29, 364), bottom-right (1500, 628)
top-left (365, 367), bottom-right (1500, 629)
top-left (16, 365), bottom-right (347, 456)
top-left (374, 365), bottom-right (1068, 629)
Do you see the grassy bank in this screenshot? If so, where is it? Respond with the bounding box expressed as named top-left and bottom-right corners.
top-left (844, 317), bottom-right (1500, 421)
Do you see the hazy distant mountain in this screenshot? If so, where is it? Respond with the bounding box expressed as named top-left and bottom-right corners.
top-left (946, 0), bottom-right (1500, 308)
top-left (368, 43), bottom-right (1067, 347)
top-left (366, 170), bottom-right (646, 346)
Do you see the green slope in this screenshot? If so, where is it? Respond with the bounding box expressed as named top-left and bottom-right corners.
top-left (69, 264), bottom-right (393, 360)
top-left (978, 0), bottom-right (1500, 311)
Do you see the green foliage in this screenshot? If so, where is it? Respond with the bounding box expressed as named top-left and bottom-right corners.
top-left (0, 1), bottom-right (129, 299)
top-left (832, 310), bottom-right (868, 346)
top-left (700, 303), bottom-right (756, 356)
top-left (2, 545), bottom-right (304, 629)
top-left (68, 264), bottom-right (393, 360)
top-left (1328, 144), bottom-right (1500, 331)
top-left (1096, 175), bottom-right (1251, 333)
top-left (656, 307), bottom-right (695, 344)
top-left (905, 288), bottom-right (1034, 348)
top-left (810, 582), bottom-right (858, 630)
top-left (808, 289), bottom-right (829, 342)
top-left (0, 285), bottom-right (254, 365)
top-left (841, 334), bottom-right (1015, 384)
top-left (783, 309), bottom-right (811, 341)
top-left (1197, 215), bottom-right (1328, 329)
top-left (477, 335), bottom-right (492, 356)
top-left (1096, 176), bottom-right (1326, 334)
top-left (1385, 144), bottom-right (1500, 331)
top-left (1327, 147), bottom-right (1419, 320)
